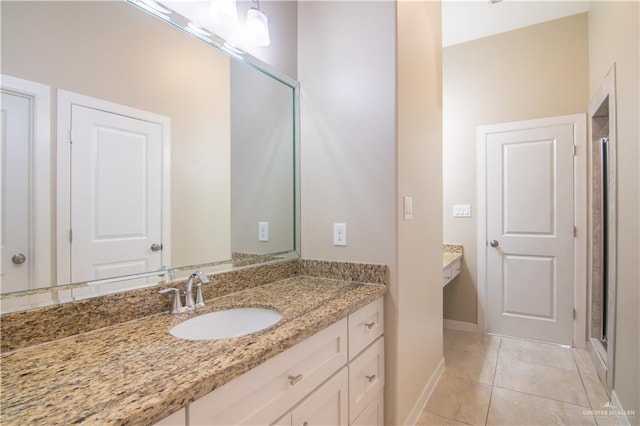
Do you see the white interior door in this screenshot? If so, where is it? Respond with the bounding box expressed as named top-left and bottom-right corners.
top-left (70, 105), bottom-right (163, 283)
top-left (1, 91), bottom-right (31, 292)
top-left (485, 121), bottom-right (575, 345)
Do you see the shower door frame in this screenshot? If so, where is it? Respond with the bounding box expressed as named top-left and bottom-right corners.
top-left (587, 64), bottom-right (618, 396)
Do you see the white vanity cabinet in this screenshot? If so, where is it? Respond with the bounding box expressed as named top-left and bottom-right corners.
top-left (155, 297), bottom-right (384, 426)
top-left (274, 367), bottom-right (349, 426)
top-left (443, 258), bottom-right (461, 287)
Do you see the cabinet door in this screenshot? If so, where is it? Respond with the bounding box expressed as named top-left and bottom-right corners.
top-left (189, 318), bottom-right (348, 425)
top-left (272, 412), bottom-right (292, 426)
top-left (349, 336), bottom-right (384, 424)
top-left (292, 368), bottom-right (348, 426)
top-left (351, 390), bottom-right (383, 426)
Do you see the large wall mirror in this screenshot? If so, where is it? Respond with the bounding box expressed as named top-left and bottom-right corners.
top-left (0, 1), bottom-right (299, 313)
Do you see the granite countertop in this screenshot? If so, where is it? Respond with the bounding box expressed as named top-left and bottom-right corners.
top-left (442, 252), bottom-right (462, 269)
top-left (0, 276), bottom-right (386, 426)
top-left (442, 244), bottom-right (463, 270)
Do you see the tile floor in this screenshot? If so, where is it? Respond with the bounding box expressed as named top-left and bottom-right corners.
top-left (417, 329), bottom-right (626, 426)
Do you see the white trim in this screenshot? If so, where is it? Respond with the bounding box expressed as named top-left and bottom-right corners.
top-left (611, 391), bottom-right (632, 426)
top-left (0, 74), bottom-right (52, 290)
top-left (443, 319), bottom-right (478, 333)
top-left (56, 90), bottom-right (171, 285)
top-left (477, 114), bottom-right (588, 347)
top-left (406, 357), bottom-right (445, 426)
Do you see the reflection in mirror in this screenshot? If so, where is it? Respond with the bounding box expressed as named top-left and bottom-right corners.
top-left (0, 1), bottom-right (299, 313)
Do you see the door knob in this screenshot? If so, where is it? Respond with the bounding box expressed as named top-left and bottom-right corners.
top-left (489, 240), bottom-right (499, 248)
top-left (150, 243), bottom-right (163, 252)
top-left (11, 253), bottom-right (26, 264)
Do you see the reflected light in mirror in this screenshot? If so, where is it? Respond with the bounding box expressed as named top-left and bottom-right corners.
top-left (246, 0), bottom-right (270, 47)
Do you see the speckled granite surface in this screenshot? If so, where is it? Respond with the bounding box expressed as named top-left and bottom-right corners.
top-left (0, 260), bottom-right (300, 352)
top-left (0, 276), bottom-right (386, 426)
top-left (300, 259), bottom-right (388, 285)
top-left (442, 244), bottom-right (463, 269)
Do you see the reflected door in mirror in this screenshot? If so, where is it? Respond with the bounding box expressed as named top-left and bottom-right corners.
top-left (66, 101), bottom-right (166, 284)
top-left (1, 91), bottom-right (31, 292)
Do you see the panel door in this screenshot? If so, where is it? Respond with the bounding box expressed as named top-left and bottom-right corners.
top-left (0, 91), bottom-right (31, 291)
top-left (486, 123), bottom-right (575, 345)
top-left (70, 104), bottom-right (163, 283)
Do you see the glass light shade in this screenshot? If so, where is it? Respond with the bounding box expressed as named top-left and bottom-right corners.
top-left (246, 7), bottom-right (270, 47)
top-left (210, 0), bottom-right (239, 26)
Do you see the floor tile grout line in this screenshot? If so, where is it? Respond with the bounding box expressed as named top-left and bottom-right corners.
top-left (484, 336), bottom-right (503, 425)
top-left (421, 409), bottom-right (476, 426)
top-left (571, 348), bottom-right (608, 426)
top-left (491, 384), bottom-right (594, 410)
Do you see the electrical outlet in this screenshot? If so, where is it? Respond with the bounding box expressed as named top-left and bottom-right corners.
top-left (258, 221), bottom-right (269, 241)
top-left (333, 223), bottom-right (347, 246)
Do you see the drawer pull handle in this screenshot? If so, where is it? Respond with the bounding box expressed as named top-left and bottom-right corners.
top-left (288, 374), bottom-right (303, 386)
top-left (366, 374), bottom-right (376, 382)
top-left (365, 322), bottom-right (376, 329)
top-left (303, 423), bottom-right (309, 426)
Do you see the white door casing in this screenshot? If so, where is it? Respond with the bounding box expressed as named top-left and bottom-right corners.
top-left (0, 75), bottom-right (51, 293)
top-left (477, 114), bottom-right (587, 346)
top-left (57, 90), bottom-right (171, 287)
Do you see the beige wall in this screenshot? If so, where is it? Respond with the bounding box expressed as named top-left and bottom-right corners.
top-left (230, 60), bottom-right (294, 255)
top-left (298, 1), bottom-right (443, 423)
top-left (396, 1), bottom-right (444, 423)
top-left (442, 13), bottom-right (590, 324)
top-left (588, 1), bottom-right (640, 418)
top-left (1, 1), bottom-right (232, 270)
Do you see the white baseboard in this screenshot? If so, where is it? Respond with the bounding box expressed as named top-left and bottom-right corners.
top-left (443, 319), bottom-right (478, 333)
top-left (611, 390), bottom-right (634, 426)
top-left (405, 357), bottom-right (445, 426)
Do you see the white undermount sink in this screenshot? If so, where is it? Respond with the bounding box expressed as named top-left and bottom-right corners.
top-left (169, 307), bottom-right (283, 341)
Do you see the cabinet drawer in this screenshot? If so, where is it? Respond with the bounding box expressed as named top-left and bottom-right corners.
top-left (189, 318), bottom-right (348, 425)
top-left (348, 336), bottom-right (384, 424)
top-left (351, 390), bottom-right (383, 426)
top-left (442, 266), bottom-right (452, 286)
top-left (452, 258), bottom-right (461, 276)
top-left (348, 298), bottom-right (384, 359)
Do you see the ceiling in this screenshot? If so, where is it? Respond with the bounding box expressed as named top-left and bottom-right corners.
top-left (442, 0), bottom-right (591, 47)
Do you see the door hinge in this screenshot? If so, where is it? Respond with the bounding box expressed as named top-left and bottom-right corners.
top-left (69, 229), bottom-right (73, 243)
top-left (572, 145), bottom-right (577, 157)
top-left (69, 129), bottom-right (73, 144)
top-left (573, 308), bottom-right (577, 320)
top-left (573, 226), bottom-right (577, 237)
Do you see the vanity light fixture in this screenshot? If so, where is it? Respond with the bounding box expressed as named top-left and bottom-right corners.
top-left (135, 0), bottom-right (172, 18)
top-left (245, 0), bottom-right (270, 47)
top-left (210, 0), bottom-right (239, 27)
top-left (186, 22), bottom-right (212, 37)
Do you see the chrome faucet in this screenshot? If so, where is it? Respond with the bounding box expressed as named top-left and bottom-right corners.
top-left (185, 271), bottom-right (210, 310)
top-left (159, 270), bottom-right (210, 314)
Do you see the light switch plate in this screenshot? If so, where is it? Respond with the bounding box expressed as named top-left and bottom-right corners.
top-left (404, 196), bottom-right (413, 220)
top-left (453, 204), bottom-right (472, 218)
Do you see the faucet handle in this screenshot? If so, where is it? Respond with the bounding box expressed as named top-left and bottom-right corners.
top-left (159, 288), bottom-right (185, 314)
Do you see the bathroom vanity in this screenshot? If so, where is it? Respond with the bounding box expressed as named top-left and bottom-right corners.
top-left (0, 261), bottom-right (386, 426)
top-left (442, 244), bottom-right (463, 287)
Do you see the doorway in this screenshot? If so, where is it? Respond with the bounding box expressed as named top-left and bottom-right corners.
top-left (477, 114), bottom-right (587, 346)
top-left (587, 65), bottom-right (617, 395)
